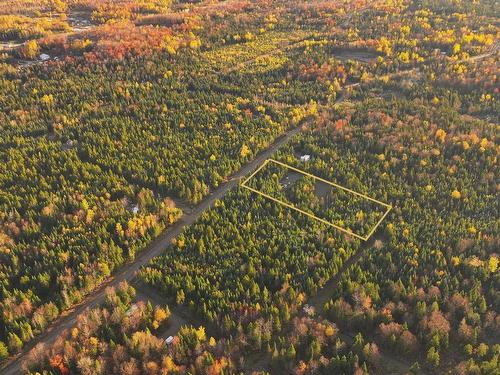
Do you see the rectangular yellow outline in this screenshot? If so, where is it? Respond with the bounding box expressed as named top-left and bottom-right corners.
top-left (240, 159), bottom-right (392, 241)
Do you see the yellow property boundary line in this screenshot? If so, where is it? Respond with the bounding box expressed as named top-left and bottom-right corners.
top-left (241, 159), bottom-right (392, 241)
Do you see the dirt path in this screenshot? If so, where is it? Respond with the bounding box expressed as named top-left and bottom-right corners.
top-left (304, 243), bottom-right (424, 375)
top-left (244, 238), bottom-right (421, 375)
top-left (221, 36), bottom-right (312, 75)
top-left (134, 287), bottom-right (191, 340)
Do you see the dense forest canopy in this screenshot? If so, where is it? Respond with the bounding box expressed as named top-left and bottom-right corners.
top-left (0, 0), bottom-right (497, 374)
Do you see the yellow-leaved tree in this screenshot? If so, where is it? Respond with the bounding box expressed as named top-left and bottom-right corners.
top-left (19, 40), bottom-right (39, 60)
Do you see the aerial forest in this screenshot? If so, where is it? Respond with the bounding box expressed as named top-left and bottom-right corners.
top-left (0, 0), bottom-right (498, 374)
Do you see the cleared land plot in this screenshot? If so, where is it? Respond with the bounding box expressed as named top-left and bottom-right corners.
top-left (331, 47), bottom-right (380, 63)
top-left (241, 159), bottom-right (391, 240)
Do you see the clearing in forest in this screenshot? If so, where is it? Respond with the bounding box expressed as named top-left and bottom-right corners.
top-left (241, 159), bottom-right (391, 241)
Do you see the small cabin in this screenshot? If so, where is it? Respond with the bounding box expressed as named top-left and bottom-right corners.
top-left (165, 336), bottom-right (174, 345)
top-left (300, 154), bottom-right (311, 162)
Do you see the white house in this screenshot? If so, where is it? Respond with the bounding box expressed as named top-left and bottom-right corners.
top-left (300, 154), bottom-right (311, 162)
top-left (165, 336), bottom-right (174, 345)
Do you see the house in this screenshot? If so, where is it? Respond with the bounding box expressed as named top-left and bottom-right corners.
top-left (300, 154), bottom-right (311, 162)
top-left (131, 204), bottom-right (140, 214)
top-left (39, 53), bottom-right (50, 61)
top-left (165, 336), bottom-right (174, 345)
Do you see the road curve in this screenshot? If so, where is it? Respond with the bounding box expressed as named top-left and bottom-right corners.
top-left (0, 125), bottom-right (303, 375)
